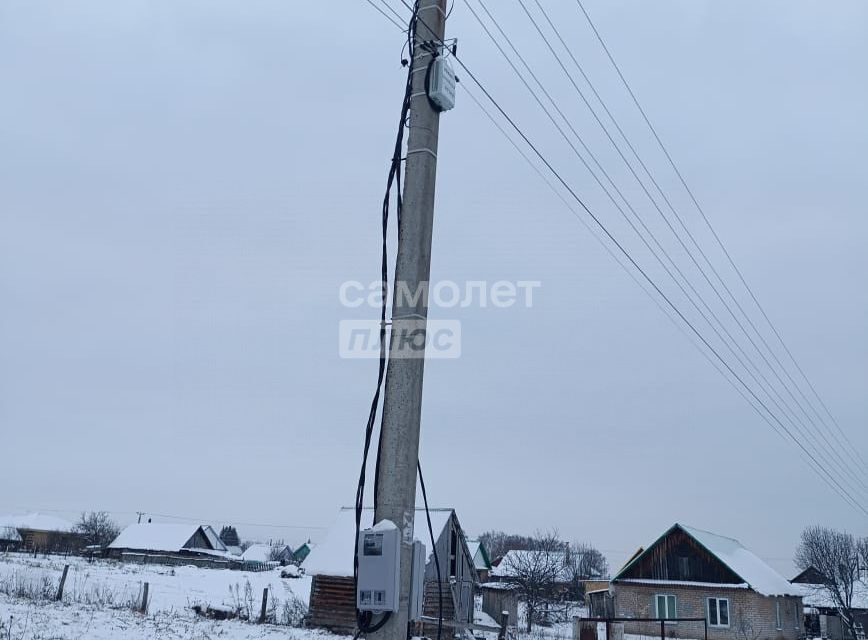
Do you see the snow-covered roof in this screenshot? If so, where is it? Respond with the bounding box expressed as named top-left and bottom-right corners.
top-left (108, 523), bottom-right (227, 554)
top-left (241, 543), bottom-right (289, 563)
top-left (794, 581), bottom-right (868, 610)
top-left (0, 526), bottom-right (22, 542)
top-left (615, 523), bottom-right (798, 597)
top-left (0, 513), bottom-right (75, 533)
top-left (490, 550), bottom-right (573, 582)
top-left (305, 507), bottom-right (454, 578)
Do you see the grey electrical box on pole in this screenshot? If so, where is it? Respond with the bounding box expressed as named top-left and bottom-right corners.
top-left (371, 1), bottom-right (449, 640)
top-left (357, 521), bottom-right (402, 613)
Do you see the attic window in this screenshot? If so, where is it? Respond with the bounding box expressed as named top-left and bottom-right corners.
top-left (678, 556), bottom-right (690, 579)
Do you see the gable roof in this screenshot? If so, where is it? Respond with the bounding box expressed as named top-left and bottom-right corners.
top-left (614, 523), bottom-right (798, 597)
top-left (467, 539), bottom-right (492, 570)
top-left (305, 507), bottom-right (455, 577)
top-left (108, 523), bottom-right (227, 554)
top-left (0, 513), bottom-right (75, 533)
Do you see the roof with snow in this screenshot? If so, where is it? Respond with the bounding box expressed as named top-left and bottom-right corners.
top-left (241, 543), bottom-right (293, 563)
top-left (305, 507), bottom-right (454, 578)
top-left (0, 513), bottom-right (75, 533)
top-left (0, 526), bottom-right (22, 542)
top-left (614, 523), bottom-right (798, 597)
top-left (490, 550), bottom-right (573, 582)
top-left (794, 581), bottom-right (868, 610)
top-left (108, 523), bottom-right (227, 554)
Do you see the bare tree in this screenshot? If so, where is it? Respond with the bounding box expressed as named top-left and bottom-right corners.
top-left (734, 606), bottom-right (765, 640)
top-left (795, 525), bottom-right (860, 638)
top-left (479, 530), bottom-right (537, 561)
top-left (74, 511), bottom-right (120, 547)
top-left (499, 530), bottom-right (567, 632)
top-left (565, 542), bottom-right (609, 601)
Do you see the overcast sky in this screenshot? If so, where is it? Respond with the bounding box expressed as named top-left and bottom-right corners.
top-left (1, 0), bottom-right (866, 577)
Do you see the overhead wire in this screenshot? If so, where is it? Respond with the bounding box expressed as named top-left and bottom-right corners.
top-left (517, 0), bottom-right (868, 494)
top-left (465, 0), bottom-right (868, 504)
top-left (388, 0), bottom-right (868, 516)
top-left (571, 0), bottom-right (865, 474)
top-left (456, 79), bottom-right (863, 513)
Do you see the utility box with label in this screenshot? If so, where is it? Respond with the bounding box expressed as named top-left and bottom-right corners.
top-left (356, 520), bottom-right (401, 613)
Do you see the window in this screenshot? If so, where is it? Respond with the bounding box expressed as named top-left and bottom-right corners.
top-left (793, 601), bottom-right (801, 630)
top-left (707, 598), bottom-right (730, 628)
top-left (655, 594), bottom-right (677, 621)
top-left (679, 557), bottom-right (690, 579)
top-left (775, 601), bottom-right (782, 630)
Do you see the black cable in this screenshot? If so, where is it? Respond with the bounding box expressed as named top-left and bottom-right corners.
top-left (572, 0), bottom-right (865, 474)
top-left (354, 2), bottom-right (421, 635)
top-left (466, 0), bottom-right (868, 507)
top-left (364, 0), bottom-right (405, 31)
top-left (456, 80), bottom-right (852, 505)
top-left (518, 0), bottom-right (867, 495)
top-left (393, 0), bottom-right (868, 517)
top-left (418, 462), bottom-right (443, 640)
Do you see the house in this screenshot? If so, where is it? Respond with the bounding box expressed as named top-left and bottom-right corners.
top-left (0, 513), bottom-right (85, 553)
top-left (241, 543), bottom-right (294, 565)
top-left (791, 567), bottom-right (868, 640)
top-left (294, 541), bottom-right (313, 565)
top-left (467, 539), bottom-right (493, 582)
top-left (107, 523), bottom-right (229, 566)
top-left (304, 507), bottom-right (476, 634)
top-left (611, 523), bottom-right (803, 640)
top-left (0, 526), bottom-right (22, 552)
top-left (490, 549), bottom-right (574, 588)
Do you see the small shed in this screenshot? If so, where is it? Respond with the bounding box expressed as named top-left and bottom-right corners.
top-left (480, 581), bottom-right (519, 625)
top-left (305, 507), bottom-right (476, 634)
top-left (241, 543), bottom-right (294, 565)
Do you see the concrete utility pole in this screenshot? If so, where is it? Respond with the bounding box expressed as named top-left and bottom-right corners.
top-left (372, 1), bottom-right (448, 640)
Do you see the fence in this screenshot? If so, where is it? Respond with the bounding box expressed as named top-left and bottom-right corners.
top-left (573, 617), bottom-right (708, 640)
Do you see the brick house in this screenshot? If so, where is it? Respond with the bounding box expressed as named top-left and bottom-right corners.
top-left (611, 524), bottom-right (803, 640)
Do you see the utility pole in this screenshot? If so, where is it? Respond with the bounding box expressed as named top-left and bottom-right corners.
top-left (372, 1), bottom-right (448, 639)
top-left (136, 511), bottom-right (144, 524)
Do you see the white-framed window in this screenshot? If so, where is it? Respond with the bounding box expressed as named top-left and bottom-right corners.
top-left (775, 600), bottom-right (782, 630)
top-left (707, 598), bottom-right (730, 628)
top-left (793, 600), bottom-right (801, 629)
top-left (655, 594), bottom-right (677, 621)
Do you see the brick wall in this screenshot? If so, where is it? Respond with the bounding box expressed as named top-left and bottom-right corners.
top-left (612, 582), bottom-right (803, 640)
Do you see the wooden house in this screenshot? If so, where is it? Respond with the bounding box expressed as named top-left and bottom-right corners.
top-left (0, 513), bottom-right (85, 553)
top-left (0, 526), bottom-right (22, 552)
top-left (107, 523), bottom-right (229, 566)
top-left (611, 523), bottom-right (803, 640)
top-left (305, 507), bottom-right (476, 634)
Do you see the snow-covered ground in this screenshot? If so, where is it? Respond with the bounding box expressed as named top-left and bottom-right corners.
top-left (0, 552), bottom-right (347, 640)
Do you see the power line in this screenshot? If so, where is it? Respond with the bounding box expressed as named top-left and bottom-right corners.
top-left (572, 0), bottom-right (865, 476)
top-left (456, 81), bottom-right (865, 515)
top-left (465, 0), bottom-right (868, 504)
top-left (364, 0), bottom-right (405, 31)
top-left (388, 0), bottom-right (868, 517)
top-left (511, 0), bottom-right (868, 496)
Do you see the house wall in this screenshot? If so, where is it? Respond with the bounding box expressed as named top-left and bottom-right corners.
top-left (307, 575), bottom-right (357, 634)
top-left (422, 514), bottom-right (476, 624)
top-left (481, 586), bottom-right (519, 626)
top-left (613, 582), bottom-right (803, 640)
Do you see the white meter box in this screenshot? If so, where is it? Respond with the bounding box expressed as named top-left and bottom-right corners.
top-left (357, 520), bottom-right (401, 613)
top-left (428, 56), bottom-right (456, 112)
